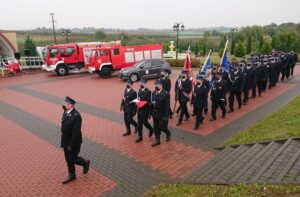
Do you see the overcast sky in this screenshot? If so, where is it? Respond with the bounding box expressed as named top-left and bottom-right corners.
top-left (1, 0), bottom-right (299, 30)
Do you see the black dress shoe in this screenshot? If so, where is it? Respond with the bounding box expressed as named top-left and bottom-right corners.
top-left (62, 176), bottom-right (76, 184)
top-left (227, 110), bottom-right (233, 113)
top-left (151, 140), bottom-right (161, 147)
top-left (222, 114), bottom-right (226, 118)
top-left (122, 131), bottom-right (131, 136)
top-left (83, 160), bottom-right (90, 174)
top-left (176, 121), bottom-right (182, 126)
top-left (134, 127), bottom-right (138, 134)
top-left (166, 133), bottom-right (171, 142)
top-left (135, 136), bottom-right (143, 143)
top-left (209, 118), bottom-right (216, 121)
top-left (185, 117), bottom-right (190, 121)
top-left (193, 126), bottom-right (199, 130)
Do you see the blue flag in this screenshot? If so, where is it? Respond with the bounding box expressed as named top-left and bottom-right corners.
top-left (221, 51), bottom-right (229, 73)
top-left (203, 57), bottom-right (212, 82)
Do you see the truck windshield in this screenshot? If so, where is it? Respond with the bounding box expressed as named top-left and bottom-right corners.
top-left (50, 48), bottom-right (58, 58)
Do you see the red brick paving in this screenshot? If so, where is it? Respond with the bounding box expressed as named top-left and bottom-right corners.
top-left (0, 115), bottom-right (116, 197)
top-left (0, 89), bottom-right (213, 179)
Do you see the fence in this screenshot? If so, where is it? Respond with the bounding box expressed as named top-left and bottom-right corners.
top-left (1, 56), bottom-right (44, 76)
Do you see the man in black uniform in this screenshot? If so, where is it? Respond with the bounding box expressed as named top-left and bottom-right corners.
top-left (210, 72), bottom-right (226, 121)
top-left (150, 80), bottom-right (171, 147)
top-left (159, 69), bottom-right (172, 118)
top-left (290, 51), bottom-right (298, 76)
top-left (121, 80), bottom-right (138, 136)
top-left (199, 71), bottom-right (210, 114)
top-left (255, 61), bottom-right (263, 97)
top-left (191, 75), bottom-right (207, 130)
top-left (241, 63), bottom-right (250, 105)
top-left (176, 70), bottom-right (192, 126)
top-left (135, 78), bottom-right (154, 143)
top-left (174, 74), bottom-right (182, 114)
top-left (61, 96), bottom-right (90, 184)
top-left (228, 64), bottom-right (243, 113)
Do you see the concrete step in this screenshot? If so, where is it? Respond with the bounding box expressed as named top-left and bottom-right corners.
top-left (213, 143), bottom-right (266, 184)
top-left (259, 139), bottom-right (300, 183)
top-left (196, 145), bottom-right (250, 183)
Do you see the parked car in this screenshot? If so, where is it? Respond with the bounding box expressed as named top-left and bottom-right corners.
top-left (119, 59), bottom-right (171, 82)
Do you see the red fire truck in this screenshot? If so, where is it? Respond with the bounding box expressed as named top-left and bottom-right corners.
top-left (86, 43), bottom-right (163, 78)
top-left (43, 42), bottom-right (102, 76)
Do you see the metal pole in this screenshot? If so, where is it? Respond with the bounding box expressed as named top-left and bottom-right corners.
top-left (50, 13), bottom-right (57, 44)
top-left (176, 29), bottom-right (179, 60)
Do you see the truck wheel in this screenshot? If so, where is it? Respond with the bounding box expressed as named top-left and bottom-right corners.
top-left (129, 73), bottom-right (139, 82)
top-left (56, 65), bottom-right (68, 76)
top-left (101, 67), bottom-right (112, 78)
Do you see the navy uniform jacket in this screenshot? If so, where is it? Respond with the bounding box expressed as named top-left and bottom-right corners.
top-left (150, 90), bottom-right (170, 119)
top-left (121, 88), bottom-right (137, 114)
top-left (61, 108), bottom-right (83, 148)
top-left (160, 77), bottom-right (171, 92)
top-left (178, 78), bottom-right (192, 103)
top-left (137, 87), bottom-right (151, 114)
top-left (229, 71), bottom-right (244, 92)
top-left (191, 84), bottom-right (207, 108)
top-left (210, 79), bottom-right (226, 102)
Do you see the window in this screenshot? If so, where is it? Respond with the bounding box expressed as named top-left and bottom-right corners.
top-left (50, 48), bottom-right (58, 58)
top-left (141, 61), bottom-right (151, 69)
top-left (60, 48), bottom-right (65, 57)
top-left (65, 47), bottom-right (75, 57)
top-left (113, 49), bottom-right (120, 55)
top-left (151, 60), bottom-right (162, 67)
top-left (98, 49), bottom-right (108, 56)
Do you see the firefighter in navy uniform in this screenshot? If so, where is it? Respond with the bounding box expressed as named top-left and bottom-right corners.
top-left (174, 74), bottom-right (182, 114)
top-left (191, 75), bottom-right (207, 130)
top-left (61, 96), bottom-right (90, 184)
top-left (159, 69), bottom-right (173, 118)
top-left (198, 71), bottom-right (210, 114)
top-left (150, 80), bottom-right (171, 147)
top-left (121, 80), bottom-right (138, 136)
top-left (228, 64), bottom-right (243, 113)
top-left (176, 70), bottom-right (192, 126)
top-left (135, 78), bottom-right (154, 143)
top-left (210, 72), bottom-right (226, 121)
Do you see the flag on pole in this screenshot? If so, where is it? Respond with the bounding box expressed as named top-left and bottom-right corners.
top-left (202, 54), bottom-right (212, 82)
top-left (220, 40), bottom-right (229, 73)
top-left (131, 99), bottom-right (148, 108)
top-left (184, 46), bottom-right (194, 86)
top-left (221, 51), bottom-right (229, 72)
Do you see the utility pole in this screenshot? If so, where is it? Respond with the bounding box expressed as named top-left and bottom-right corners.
top-left (50, 13), bottom-right (57, 44)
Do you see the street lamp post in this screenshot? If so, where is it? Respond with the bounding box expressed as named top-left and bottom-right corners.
top-left (62, 30), bottom-right (71, 43)
top-left (230, 27), bottom-right (238, 55)
top-left (173, 22), bottom-right (184, 60)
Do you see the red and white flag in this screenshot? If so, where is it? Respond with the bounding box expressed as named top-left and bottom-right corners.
top-left (131, 99), bottom-right (148, 108)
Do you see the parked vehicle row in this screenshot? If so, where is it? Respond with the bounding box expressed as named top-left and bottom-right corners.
top-left (42, 41), bottom-right (169, 81)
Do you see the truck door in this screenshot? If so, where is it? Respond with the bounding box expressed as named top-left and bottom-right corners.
top-left (96, 49), bottom-right (110, 67)
top-left (63, 47), bottom-right (77, 65)
top-left (110, 48), bottom-right (122, 69)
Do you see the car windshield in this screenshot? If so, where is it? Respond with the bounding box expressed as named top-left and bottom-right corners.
top-left (133, 61), bottom-right (145, 68)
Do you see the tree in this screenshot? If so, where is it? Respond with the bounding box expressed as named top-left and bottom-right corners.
top-left (261, 42), bottom-right (272, 53)
top-left (95, 30), bottom-right (107, 40)
top-left (230, 38), bottom-right (235, 55)
top-left (258, 36), bottom-right (264, 52)
top-left (271, 36), bottom-right (276, 49)
top-left (286, 34), bottom-right (292, 51)
top-left (246, 36), bottom-right (252, 54)
top-left (119, 32), bottom-right (130, 45)
top-left (24, 36), bottom-right (37, 56)
top-left (234, 42), bottom-right (246, 57)
top-left (194, 43), bottom-right (199, 56)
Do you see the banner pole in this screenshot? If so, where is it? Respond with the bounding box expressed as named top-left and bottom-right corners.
top-left (220, 40), bottom-right (229, 65)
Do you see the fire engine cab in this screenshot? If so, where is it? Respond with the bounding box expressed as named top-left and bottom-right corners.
top-left (43, 42), bottom-right (100, 76)
top-left (87, 43), bottom-right (163, 78)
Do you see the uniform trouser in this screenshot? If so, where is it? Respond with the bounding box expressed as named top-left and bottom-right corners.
top-left (281, 68), bottom-right (287, 80)
top-left (204, 97), bottom-right (208, 113)
top-left (64, 145), bottom-right (86, 176)
top-left (286, 66), bottom-right (291, 78)
top-left (124, 112), bottom-right (137, 132)
top-left (252, 84), bottom-right (256, 98)
top-left (291, 65), bottom-right (295, 76)
top-left (153, 118), bottom-right (170, 141)
top-left (211, 100), bottom-right (226, 120)
top-left (194, 106), bottom-right (204, 127)
top-left (229, 91), bottom-right (242, 111)
top-left (137, 112), bottom-right (153, 137)
top-left (257, 81), bottom-right (263, 96)
top-left (179, 101), bottom-right (190, 121)
top-left (243, 86), bottom-right (249, 103)
top-left (262, 79), bottom-right (268, 91)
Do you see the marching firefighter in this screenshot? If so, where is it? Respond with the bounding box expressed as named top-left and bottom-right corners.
top-left (61, 96), bottom-right (90, 184)
top-left (228, 64), bottom-right (243, 113)
top-left (121, 80), bottom-right (138, 136)
top-left (176, 70), bottom-right (192, 126)
top-left (174, 74), bottom-right (182, 114)
top-left (191, 74), bottom-right (207, 130)
top-left (159, 69), bottom-right (173, 118)
top-left (135, 78), bottom-right (154, 143)
top-left (210, 72), bottom-right (227, 121)
top-left (150, 80), bottom-right (171, 147)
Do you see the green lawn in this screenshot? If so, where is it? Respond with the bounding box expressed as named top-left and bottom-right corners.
top-left (224, 96), bottom-right (300, 147)
top-left (144, 183), bottom-right (300, 197)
